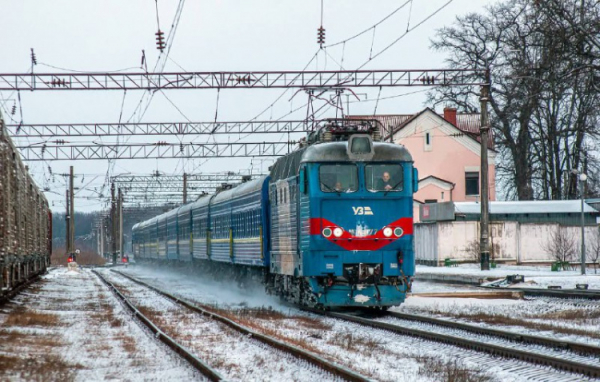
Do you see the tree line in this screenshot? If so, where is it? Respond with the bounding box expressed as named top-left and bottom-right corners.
top-left (429, 0), bottom-right (600, 200)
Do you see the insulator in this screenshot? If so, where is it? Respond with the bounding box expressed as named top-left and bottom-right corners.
top-left (420, 76), bottom-right (435, 85)
top-left (30, 48), bottom-right (37, 65)
top-left (323, 131), bottom-right (332, 142)
top-left (155, 30), bottom-right (166, 52)
top-left (372, 129), bottom-right (381, 142)
top-left (180, 143), bottom-right (184, 153)
top-left (317, 26), bottom-right (326, 47)
top-left (11, 103), bottom-right (16, 115)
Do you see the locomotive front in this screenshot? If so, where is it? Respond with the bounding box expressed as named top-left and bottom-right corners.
top-left (269, 120), bottom-right (418, 308)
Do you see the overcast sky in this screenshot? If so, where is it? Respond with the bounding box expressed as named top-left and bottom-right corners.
top-left (0, 0), bottom-right (497, 212)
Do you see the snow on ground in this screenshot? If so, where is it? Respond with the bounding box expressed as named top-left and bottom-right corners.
top-left (0, 267), bottom-right (204, 382)
top-left (120, 264), bottom-right (283, 311)
top-left (117, 264), bottom-right (600, 382)
top-left (411, 280), bottom-right (484, 293)
top-left (100, 269), bottom-right (341, 382)
top-left (4, 263), bottom-right (598, 381)
top-left (417, 263), bottom-right (600, 289)
top-left (395, 295), bottom-right (600, 347)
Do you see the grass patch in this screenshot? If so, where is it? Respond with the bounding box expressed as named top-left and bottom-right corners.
top-left (0, 354), bottom-right (80, 382)
top-left (3, 307), bottom-right (60, 327)
top-left (326, 329), bottom-right (384, 352)
top-left (413, 307), bottom-right (600, 340)
top-left (51, 246), bottom-right (107, 266)
top-left (416, 355), bottom-right (492, 382)
top-left (232, 306), bottom-right (287, 320)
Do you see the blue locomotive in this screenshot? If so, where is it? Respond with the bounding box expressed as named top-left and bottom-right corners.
top-left (132, 119), bottom-right (418, 308)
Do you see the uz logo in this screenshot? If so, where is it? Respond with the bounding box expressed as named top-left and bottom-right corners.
top-left (352, 206), bottom-right (373, 215)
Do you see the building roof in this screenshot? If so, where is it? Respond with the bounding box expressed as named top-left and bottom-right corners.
top-left (455, 200), bottom-right (598, 215)
top-left (349, 108), bottom-right (493, 149)
top-left (419, 175), bottom-right (455, 186)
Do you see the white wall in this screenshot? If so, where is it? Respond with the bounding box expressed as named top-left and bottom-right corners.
top-left (415, 224), bottom-right (438, 264)
top-left (415, 221), bottom-right (598, 264)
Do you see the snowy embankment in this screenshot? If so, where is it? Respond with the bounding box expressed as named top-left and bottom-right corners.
top-left (0, 267), bottom-right (202, 382)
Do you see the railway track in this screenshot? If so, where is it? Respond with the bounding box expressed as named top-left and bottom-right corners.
top-left (92, 270), bottom-right (223, 381)
top-left (386, 311), bottom-right (600, 358)
top-left (418, 275), bottom-right (600, 300)
top-left (303, 308), bottom-right (600, 380)
top-left (103, 269), bottom-right (371, 382)
top-left (486, 286), bottom-right (600, 300)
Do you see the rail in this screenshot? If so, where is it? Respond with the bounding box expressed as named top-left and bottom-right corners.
top-left (387, 311), bottom-right (600, 358)
top-left (111, 269), bottom-right (372, 382)
top-left (92, 270), bottom-right (225, 381)
top-left (303, 308), bottom-right (600, 379)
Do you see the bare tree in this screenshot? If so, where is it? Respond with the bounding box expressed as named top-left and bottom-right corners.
top-left (464, 239), bottom-right (480, 262)
top-left (429, 0), bottom-right (600, 200)
top-left (542, 227), bottom-right (576, 265)
top-left (464, 238), bottom-right (495, 263)
top-left (588, 228), bottom-right (600, 273)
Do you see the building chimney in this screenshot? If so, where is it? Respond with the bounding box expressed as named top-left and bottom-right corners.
top-left (443, 107), bottom-right (457, 126)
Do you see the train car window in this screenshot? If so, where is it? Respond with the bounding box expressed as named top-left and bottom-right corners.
top-left (365, 164), bottom-right (404, 192)
top-left (319, 164), bottom-right (358, 193)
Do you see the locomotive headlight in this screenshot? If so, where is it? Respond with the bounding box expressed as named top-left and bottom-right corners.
top-left (394, 227), bottom-right (403, 237)
top-left (333, 227), bottom-right (344, 237)
top-left (322, 227), bottom-right (332, 238)
top-left (383, 227), bottom-right (393, 237)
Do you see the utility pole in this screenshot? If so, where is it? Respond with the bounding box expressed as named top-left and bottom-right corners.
top-left (479, 68), bottom-right (491, 271)
top-left (100, 220), bottom-right (104, 258)
top-left (65, 190), bottom-right (70, 254)
top-left (118, 188), bottom-right (123, 259)
top-left (69, 166), bottom-right (75, 255)
top-left (183, 172), bottom-right (188, 204)
top-left (111, 183), bottom-right (117, 264)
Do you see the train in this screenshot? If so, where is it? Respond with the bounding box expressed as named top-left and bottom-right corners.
top-left (132, 119), bottom-right (418, 308)
top-left (0, 110), bottom-right (52, 295)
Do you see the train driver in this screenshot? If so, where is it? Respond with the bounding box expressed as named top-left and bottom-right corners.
top-left (377, 172), bottom-right (393, 191)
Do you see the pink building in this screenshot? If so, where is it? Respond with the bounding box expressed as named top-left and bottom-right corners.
top-left (351, 108), bottom-right (496, 221)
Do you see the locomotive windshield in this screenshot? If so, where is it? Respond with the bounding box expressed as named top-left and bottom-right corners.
top-left (319, 164), bottom-right (358, 193)
top-left (366, 164), bottom-right (403, 192)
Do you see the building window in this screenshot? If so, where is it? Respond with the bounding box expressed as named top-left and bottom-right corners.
top-left (424, 132), bottom-right (432, 152)
top-left (465, 172), bottom-right (479, 196)
top-left (424, 199), bottom-right (437, 204)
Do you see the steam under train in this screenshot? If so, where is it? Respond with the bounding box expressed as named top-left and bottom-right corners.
top-left (0, 111), bottom-right (52, 295)
top-left (132, 120), bottom-right (418, 308)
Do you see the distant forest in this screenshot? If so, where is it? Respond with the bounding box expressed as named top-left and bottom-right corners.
top-left (52, 212), bottom-right (100, 250)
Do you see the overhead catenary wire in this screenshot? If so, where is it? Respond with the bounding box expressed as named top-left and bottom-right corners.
top-left (325, 0), bottom-right (412, 48)
top-left (406, 0), bottom-right (414, 31)
top-left (357, 0), bottom-right (455, 70)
